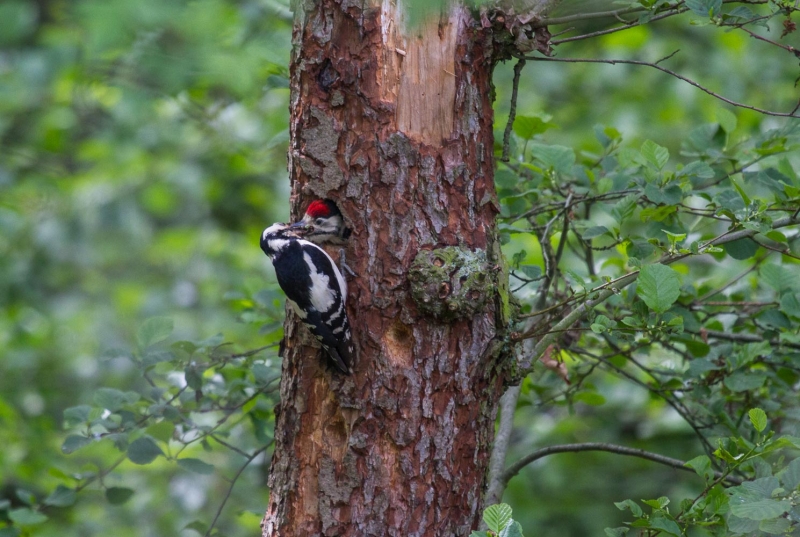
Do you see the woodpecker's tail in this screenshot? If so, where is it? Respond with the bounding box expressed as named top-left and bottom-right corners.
top-left (326, 344), bottom-right (352, 375)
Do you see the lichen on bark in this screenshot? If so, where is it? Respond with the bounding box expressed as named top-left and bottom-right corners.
top-left (409, 246), bottom-right (494, 321)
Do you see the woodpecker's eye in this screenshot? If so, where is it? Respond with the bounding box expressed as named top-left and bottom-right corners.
top-left (315, 218), bottom-right (325, 225)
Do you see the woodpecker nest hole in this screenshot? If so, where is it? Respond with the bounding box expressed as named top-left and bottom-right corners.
top-left (408, 247), bottom-right (493, 321)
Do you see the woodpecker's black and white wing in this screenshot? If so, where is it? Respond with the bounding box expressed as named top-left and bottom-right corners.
top-left (260, 224), bottom-right (354, 374)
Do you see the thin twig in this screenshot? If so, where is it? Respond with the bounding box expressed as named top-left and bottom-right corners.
top-left (696, 254), bottom-right (768, 301)
top-left (533, 0), bottom-right (768, 27)
top-left (697, 301), bottom-right (777, 307)
top-left (552, 8), bottom-right (687, 45)
top-left (689, 329), bottom-right (800, 350)
top-left (569, 346), bottom-right (717, 457)
top-left (734, 24), bottom-right (800, 55)
top-left (205, 443), bottom-right (271, 537)
top-left (518, 53), bottom-right (800, 118)
top-left (499, 442), bottom-right (742, 487)
top-left (209, 434), bottom-right (252, 458)
top-left (74, 455), bottom-right (128, 493)
top-left (752, 237), bottom-right (800, 260)
top-left (537, 193), bottom-right (573, 308)
top-left (533, 5), bottom-right (663, 27)
top-left (502, 58), bottom-right (526, 163)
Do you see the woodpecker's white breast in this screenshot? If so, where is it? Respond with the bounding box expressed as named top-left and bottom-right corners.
top-left (303, 251), bottom-right (337, 312)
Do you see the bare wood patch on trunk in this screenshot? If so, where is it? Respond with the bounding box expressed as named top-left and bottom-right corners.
top-left (381, 1), bottom-right (460, 145)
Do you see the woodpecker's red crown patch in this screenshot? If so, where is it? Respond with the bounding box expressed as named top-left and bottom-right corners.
top-left (307, 200), bottom-right (336, 218)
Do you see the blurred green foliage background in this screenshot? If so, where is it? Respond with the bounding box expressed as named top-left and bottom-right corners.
top-left (0, 0), bottom-right (798, 535)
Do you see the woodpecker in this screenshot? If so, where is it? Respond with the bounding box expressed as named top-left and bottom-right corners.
top-left (260, 222), bottom-right (354, 374)
top-left (293, 199), bottom-right (354, 277)
top-left (294, 199), bottom-right (351, 245)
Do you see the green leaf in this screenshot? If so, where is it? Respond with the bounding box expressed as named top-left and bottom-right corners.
top-left (639, 205), bottom-right (676, 222)
top-left (641, 496), bottom-right (669, 509)
top-left (0, 527), bottom-right (21, 537)
top-left (185, 366), bottom-right (204, 390)
top-left (177, 458), bottom-right (215, 475)
top-left (761, 264), bottom-right (795, 292)
top-left (714, 189), bottom-right (745, 212)
top-left (184, 521), bottom-right (209, 535)
top-left (641, 140), bottom-right (669, 170)
top-left (766, 230), bottom-right (787, 243)
top-left (678, 161), bottom-right (715, 179)
top-left (685, 0), bottom-right (722, 16)
top-left (127, 437), bottom-right (164, 465)
top-left (662, 230), bottom-right (686, 243)
top-left (729, 176), bottom-right (752, 205)
top-left (61, 434), bottom-right (92, 454)
top-left (582, 226), bottom-right (610, 239)
top-left (520, 265), bottom-right (542, 279)
top-left (724, 5), bottom-right (756, 20)
top-left (137, 316), bottom-right (174, 348)
top-left (499, 520), bottom-right (524, 537)
top-left (727, 514), bottom-right (759, 533)
top-left (637, 264), bottom-right (681, 313)
top-left (612, 195), bottom-right (638, 223)
top-left (604, 528), bottom-right (629, 537)
top-left (105, 487), bottom-right (135, 505)
top-left (716, 108), bottom-right (737, 133)
top-left (741, 477), bottom-right (780, 498)
top-left (470, 533), bottom-right (489, 537)
top-left (574, 392), bottom-right (606, 406)
top-left (146, 421), bottom-right (175, 443)
top-left (252, 363), bottom-right (272, 384)
top-left (685, 455), bottom-right (713, 481)
top-left (724, 372), bottom-right (766, 392)
top-left (495, 169), bottom-right (518, 189)
top-left (591, 314), bottom-right (616, 334)
top-left (483, 503), bottom-right (513, 533)
top-left (749, 408), bottom-right (767, 433)
top-left (649, 512), bottom-right (681, 537)
top-left (94, 387), bottom-right (127, 412)
top-left (614, 499), bottom-right (642, 517)
top-left (778, 457), bottom-right (800, 490)
top-left (759, 517), bottom-right (791, 535)
top-left (513, 115), bottom-right (554, 140)
top-left (729, 499), bottom-right (790, 520)
top-left (724, 238), bottom-right (758, 260)
top-left (8, 508), bottom-right (48, 526)
top-left (531, 144), bottom-right (575, 174)
top-left (63, 405), bottom-right (92, 427)
top-left (44, 485), bottom-right (76, 507)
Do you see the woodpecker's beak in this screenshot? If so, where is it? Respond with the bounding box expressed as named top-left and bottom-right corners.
top-left (289, 221), bottom-right (310, 236)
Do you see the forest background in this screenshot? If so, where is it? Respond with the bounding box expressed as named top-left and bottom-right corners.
top-left (1, 0), bottom-right (799, 535)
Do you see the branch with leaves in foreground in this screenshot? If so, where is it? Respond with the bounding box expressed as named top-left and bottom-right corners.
top-left (517, 214), bottom-right (800, 374)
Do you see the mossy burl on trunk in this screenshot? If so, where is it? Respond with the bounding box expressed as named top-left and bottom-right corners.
top-left (261, 0), bottom-right (517, 535)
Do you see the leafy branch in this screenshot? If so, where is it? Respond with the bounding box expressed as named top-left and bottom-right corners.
top-left (517, 214), bottom-right (800, 362)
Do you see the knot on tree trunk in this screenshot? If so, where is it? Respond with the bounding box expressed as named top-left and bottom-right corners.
top-left (409, 246), bottom-right (493, 321)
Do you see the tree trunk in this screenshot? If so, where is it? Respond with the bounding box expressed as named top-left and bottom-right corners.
top-left (262, 1), bottom-right (511, 535)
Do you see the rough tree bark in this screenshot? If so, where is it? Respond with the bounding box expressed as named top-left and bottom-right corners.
top-left (261, 1), bottom-right (538, 535)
